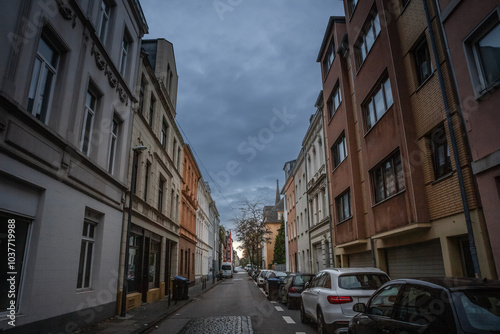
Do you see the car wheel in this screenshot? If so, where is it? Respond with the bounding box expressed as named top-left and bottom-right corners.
top-left (317, 309), bottom-right (326, 334)
top-left (300, 301), bottom-right (309, 324)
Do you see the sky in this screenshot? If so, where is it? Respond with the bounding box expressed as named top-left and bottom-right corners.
top-left (141, 0), bottom-right (345, 247)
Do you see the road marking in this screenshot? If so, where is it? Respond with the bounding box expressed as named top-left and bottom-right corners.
top-left (283, 316), bottom-right (295, 324)
top-left (275, 306), bottom-right (284, 311)
top-left (271, 301), bottom-right (277, 304)
top-left (295, 332), bottom-right (306, 334)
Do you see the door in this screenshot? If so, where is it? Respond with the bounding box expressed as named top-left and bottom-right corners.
top-left (301, 272), bottom-right (324, 320)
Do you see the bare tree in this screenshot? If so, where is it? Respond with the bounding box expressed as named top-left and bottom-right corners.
top-left (233, 198), bottom-right (272, 269)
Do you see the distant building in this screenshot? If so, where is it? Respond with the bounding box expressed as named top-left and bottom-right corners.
top-left (119, 38), bottom-right (183, 312)
top-left (283, 160), bottom-right (298, 272)
top-left (294, 150), bottom-right (312, 273)
top-left (0, 0), bottom-right (147, 331)
top-left (196, 179), bottom-right (212, 284)
top-left (262, 180), bottom-right (285, 269)
top-left (179, 145), bottom-right (200, 283)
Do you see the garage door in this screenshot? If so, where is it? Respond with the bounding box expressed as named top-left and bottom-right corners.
top-left (386, 239), bottom-right (445, 279)
top-left (348, 251), bottom-right (374, 268)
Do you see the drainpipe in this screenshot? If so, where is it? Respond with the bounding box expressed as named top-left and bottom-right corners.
top-left (421, 0), bottom-right (481, 278)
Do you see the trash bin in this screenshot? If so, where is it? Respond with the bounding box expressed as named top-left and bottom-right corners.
top-left (267, 278), bottom-right (281, 301)
top-left (172, 276), bottom-right (189, 301)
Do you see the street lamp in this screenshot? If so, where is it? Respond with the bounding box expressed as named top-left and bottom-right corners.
top-left (120, 145), bottom-right (147, 318)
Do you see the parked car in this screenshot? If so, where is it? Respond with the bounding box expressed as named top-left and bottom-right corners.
top-left (279, 273), bottom-right (315, 310)
top-left (257, 270), bottom-right (273, 287)
top-left (348, 277), bottom-right (500, 334)
top-left (301, 268), bottom-right (390, 333)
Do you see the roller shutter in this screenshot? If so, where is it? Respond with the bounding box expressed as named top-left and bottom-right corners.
top-left (348, 251), bottom-right (374, 268)
top-left (386, 239), bottom-right (445, 279)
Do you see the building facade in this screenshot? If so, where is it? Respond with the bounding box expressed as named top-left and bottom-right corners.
top-left (317, 0), bottom-right (496, 279)
top-left (436, 0), bottom-right (500, 276)
top-left (283, 160), bottom-right (298, 272)
top-left (209, 200), bottom-right (220, 280)
top-left (294, 150), bottom-right (312, 273)
top-left (179, 144), bottom-right (200, 283)
top-left (0, 0), bottom-right (147, 331)
top-left (196, 179), bottom-right (212, 284)
top-left (118, 38), bottom-right (183, 313)
top-left (304, 93), bottom-right (332, 273)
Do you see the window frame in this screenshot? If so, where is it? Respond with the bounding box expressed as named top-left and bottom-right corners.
top-left (158, 178), bottom-right (164, 212)
top-left (149, 93), bottom-right (155, 127)
top-left (464, 9), bottom-right (500, 97)
top-left (119, 31), bottom-right (131, 77)
top-left (323, 37), bottom-right (335, 76)
top-left (144, 161), bottom-right (151, 202)
top-left (97, 0), bottom-right (111, 44)
top-left (332, 132), bottom-right (347, 169)
top-left (161, 118), bottom-right (168, 150)
top-left (355, 9), bottom-right (381, 68)
top-left (371, 150), bottom-right (405, 204)
top-left (77, 220), bottom-right (96, 290)
top-left (27, 35), bottom-right (59, 124)
top-left (428, 124), bottom-right (452, 180)
top-left (414, 37), bottom-right (433, 86)
top-left (81, 88), bottom-right (99, 156)
top-left (328, 83), bottom-right (342, 119)
top-left (363, 76), bottom-right (393, 133)
top-left (107, 114), bottom-right (120, 174)
top-left (335, 189), bottom-right (352, 224)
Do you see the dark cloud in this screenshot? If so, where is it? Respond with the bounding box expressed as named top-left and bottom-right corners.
top-left (142, 0), bottom-right (345, 231)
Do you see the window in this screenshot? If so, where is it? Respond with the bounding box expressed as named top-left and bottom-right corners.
top-left (371, 150), bottom-right (405, 203)
top-left (367, 284), bottom-right (401, 317)
top-left (107, 115), bottom-right (119, 174)
top-left (161, 118), bottom-right (168, 149)
top-left (414, 38), bottom-right (433, 85)
top-left (363, 76), bottom-right (393, 132)
top-left (336, 189), bottom-right (351, 223)
top-left (149, 93), bottom-right (155, 127)
top-left (148, 240), bottom-right (161, 289)
top-left (77, 220), bottom-right (96, 289)
top-left (97, 0), bottom-right (110, 44)
top-left (119, 34), bottom-right (130, 76)
top-left (81, 89), bottom-right (98, 155)
top-left (323, 38), bottom-right (335, 75)
top-left (355, 11), bottom-right (381, 66)
top-left (332, 133), bottom-right (347, 168)
top-left (339, 274), bottom-right (389, 290)
top-left (465, 11), bottom-right (500, 96)
top-left (348, 0), bottom-right (358, 16)
top-left (0, 214), bottom-right (30, 311)
top-left (158, 178), bottom-right (164, 212)
top-left (28, 36), bottom-right (58, 123)
top-left (328, 84), bottom-right (342, 119)
top-left (428, 125), bottom-right (452, 179)
top-left (144, 161), bottom-right (151, 201)
top-left (138, 76), bottom-right (146, 112)
top-left (127, 231), bottom-right (141, 292)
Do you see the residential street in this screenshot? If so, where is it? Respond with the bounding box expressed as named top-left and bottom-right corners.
top-left (150, 270), bottom-right (316, 334)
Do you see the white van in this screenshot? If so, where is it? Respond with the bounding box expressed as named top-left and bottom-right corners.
top-left (221, 262), bottom-right (233, 278)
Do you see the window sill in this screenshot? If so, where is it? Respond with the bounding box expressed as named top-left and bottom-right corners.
top-left (372, 188), bottom-right (405, 208)
top-left (336, 216), bottom-right (353, 226)
top-left (475, 80), bottom-right (500, 101)
top-left (431, 171), bottom-right (454, 185)
top-left (331, 158), bottom-right (347, 173)
top-left (414, 71), bottom-right (435, 93)
top-left (363, 105), bottom-right (393, 138)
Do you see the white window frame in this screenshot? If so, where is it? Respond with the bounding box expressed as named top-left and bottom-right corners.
top-left (356, 11), bottom-right (381, 67)
top-left (107, 115), bottom-right (119, 174)
top-left (464, 9), bottom-right (500, 97)
top-left (77, 220), bottom-right (96, 290)
top-left (28, 36), bottom-right (58, 124)
top-left (119, 34), bottom-right (130, 77)
top-left (363, 76), bottom-right (393, 132)
top-left (328, 84), bottom-right (342, 119)
top-left (81, 90), bottom-right (97, 156)
top-left (336, 189), bottom-right (352, 223)
top-left (97, 0), bottom-right (111, 44)
top-left (333, 133), bottom-right (347, 168)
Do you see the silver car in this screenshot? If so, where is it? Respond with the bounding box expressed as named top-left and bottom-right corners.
top-left (300, 268), bottom-right (390, 334)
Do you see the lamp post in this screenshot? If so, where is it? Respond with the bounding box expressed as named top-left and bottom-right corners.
top-left (121, 145), bottom-right (147, 318)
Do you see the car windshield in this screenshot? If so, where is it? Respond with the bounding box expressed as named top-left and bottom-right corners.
top-left (338, 274), bottom-right (389, 290)
top-left (453, 289), bottom-right (500, 333)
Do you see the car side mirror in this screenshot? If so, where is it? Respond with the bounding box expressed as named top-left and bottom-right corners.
top-left (353, 303), bottom-right (366, 313)
top-left (304, 282), bottom-right (310, 289)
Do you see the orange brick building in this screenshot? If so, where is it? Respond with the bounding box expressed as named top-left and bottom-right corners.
top-left (318, 0), bottom-right (496, 279)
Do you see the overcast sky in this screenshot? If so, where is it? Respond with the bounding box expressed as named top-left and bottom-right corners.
top-left (141, 0), bottom-right (345, 237)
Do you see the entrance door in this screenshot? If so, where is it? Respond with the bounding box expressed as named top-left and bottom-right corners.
top-left (141, 237), bottom-right (150, 302)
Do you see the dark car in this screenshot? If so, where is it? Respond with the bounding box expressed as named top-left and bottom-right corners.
top-left (348, 277), bottom-right (500, 334)
top-left (279, 273), bottom-right (315, 309)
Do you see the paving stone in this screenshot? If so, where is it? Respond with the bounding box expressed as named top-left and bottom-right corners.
top-left (178, 316), bottom-right (253, 334)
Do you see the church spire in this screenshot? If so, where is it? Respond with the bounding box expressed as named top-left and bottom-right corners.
top-left (275, 179), bottom-right (280, 205)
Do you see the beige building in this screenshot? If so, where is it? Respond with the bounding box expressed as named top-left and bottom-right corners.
top-left (118, 39), bottom-right (183, 312)
top-left (0, 0), bottom-right (147, 332)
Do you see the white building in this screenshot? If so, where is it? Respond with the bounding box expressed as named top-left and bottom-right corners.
top-left (294, 149), bottom-right (311, 273)
top-left (209, 201), bottom-right (220, 280)
top-left (303, 93), bottom-right (332, 273)
top-left (0, 0), bottom-right (147, 332)
top-left (196, 179), bottom-right (212, 284)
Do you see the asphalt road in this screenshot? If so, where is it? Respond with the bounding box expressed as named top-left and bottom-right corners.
top-left (151, 269), bottom-right (318, 333)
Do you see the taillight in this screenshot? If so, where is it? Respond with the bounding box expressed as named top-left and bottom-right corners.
top-left (289, 287), bottom-right (296, 293)
top-left (327, 296), bottom-right (353, 304)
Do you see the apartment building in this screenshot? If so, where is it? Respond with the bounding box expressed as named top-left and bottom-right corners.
top-left (317, 0), bottom-right (496, 279)
top-left (262, 181), bottom-right (285, 269)
top-left (118, 38), bottom-right (183, 313)
top-left (179, 144), bottom-right (200, 283)
top-left (304, 92), bottom-right (333, 273)
top-left (436, 0), bottom-right (500, 276)
top-left (294, 150), bottom-right (312, 273)
top-left (196, 179), bottom-right (212, 284)
top-left (283, 160), bottom-right (298, 272)
top-left (0, 0), bottom-right (147, 331)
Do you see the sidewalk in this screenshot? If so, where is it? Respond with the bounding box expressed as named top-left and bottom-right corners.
top-left (77, 279), bottom-right (222, 334)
